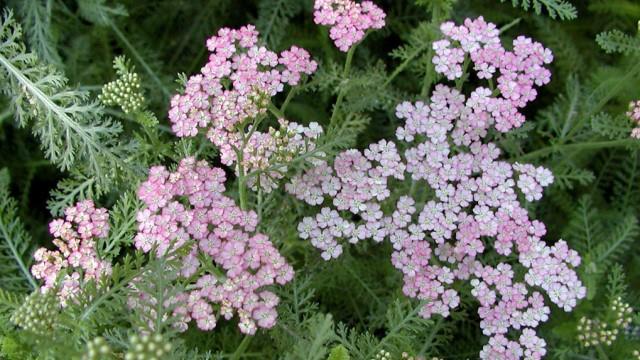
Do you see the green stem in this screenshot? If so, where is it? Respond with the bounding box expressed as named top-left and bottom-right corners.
top-left (268, 102), bottom-right (286, 119)
top-left (280, 87), bottom-right (298, 114)
top-left (329, 44), bottom-right (357, 127)
top-left (0, 215), bottom-right (37, 290)
top-left (499, 18), bottom-right (522, 34)
top-left (368, 303), bottom-right (424, 359)
top-left (231, 335), bottom-right (253, 360)
top-left (516, 139), bottom-right (638, 162)
top-left (455, 57), bottom-right (471, 91)
top-left (110, 23), bottom-right (171, 99)
top-left (418, 317), bottom-right (444, 356)
top-left (237, 162), bottom-right (248, 211)
top-left (384, 43), bottom-right (430, 87)
top-left (595, 345), bottom-right (610, 360)
top-left (421, 48), bottom-right (435, 97)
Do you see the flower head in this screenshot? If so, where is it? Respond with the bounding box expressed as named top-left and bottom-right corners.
top-left (313, 0), bottom-right (386, 51)
top-left (287, 18), bottom-right (584, 359)
top-left (133, 157), bottom-right (293, 334)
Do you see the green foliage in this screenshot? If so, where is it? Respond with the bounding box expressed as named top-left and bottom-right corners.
top-left (283, 313), bottom-right (337, 360)
top-left (98, 191), bottom-right (141, 259)
top-left (327, 345), bottom-right (350, 360)
top-left (597, 29), bottom-right (640, 55)
top-left (0, 0), bottom-right (639, 359)
top-left (256, 0), bottom-right (304, 49)
top-left (0, 168), bottom-right (36, 291)
top-left (77, 0), bottom-right (128, 26)
top-left (0, 10), bottom-right (137, 187)
top-left (499, 0), bottom-right (577, 20)
top-left (12, 0), bottom-right (61, 66)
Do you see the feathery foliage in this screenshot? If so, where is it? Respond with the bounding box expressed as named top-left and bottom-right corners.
top-left (0, 0), bottom-right (639, 359)
top-left (499, 0), bottom-right (577, 20)
top-left (0, 168), bottom-right (36, 291)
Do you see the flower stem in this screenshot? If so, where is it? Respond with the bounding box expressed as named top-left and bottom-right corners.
top-left (237, 161), bottom-right (248, 211)
top-left (329, 44), bottom-right (357, 127)
top-left (231, 335), bottom-right (253, 360)
top-left (595, 345), bottom-right (610, 360)
top-left (516, 139), bottom-right (638, 162)
top-left (110, 23), bottom-right (171, 99)
top-left (268, 102), bottom-right (286, 119)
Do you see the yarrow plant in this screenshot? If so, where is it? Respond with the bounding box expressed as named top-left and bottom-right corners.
top-left (288, 17), bottom-right (585, 359)
top-left (3, 1), bottom-right (640, 359)
top-left (168, 25), bottom-right (322, 192)
top-left (313, 0), bottom-right (386, 52)
top-left (133, 157), bottom-right (293, 334)
top-left (30, 200), bottom-right (112, 306)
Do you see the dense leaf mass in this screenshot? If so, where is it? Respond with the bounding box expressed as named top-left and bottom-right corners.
top-left (0, 0), bottom-right (639, 359)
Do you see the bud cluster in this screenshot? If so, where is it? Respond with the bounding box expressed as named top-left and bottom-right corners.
top-left (124, 334), bottom-right (172, 360)
top-left (10, 291), bottom-right (59, 335)
top-left (100, 72), bottom-right (144, 114)
top-left (82, 337), bottom-right (113, 360)
top-left (372, 349), bottom-right (441, 360)
top-left (577, 296), bottom-right (634, 347)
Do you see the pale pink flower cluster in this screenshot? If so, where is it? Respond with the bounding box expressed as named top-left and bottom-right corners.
top-left (627, 100), bottom-right (640, 139)
top-left (31, 200), bottom-right (112, 306)
top-left (133, 157), bottom-right (294, 334)
top-left (169, 25), bottom-right (321, 191)
top-left (313, 0), bottom-right (386, 51)
top-left (432, 17), bottom-right (553, 132)
top-left (287, 18), bottom-right (585, 359)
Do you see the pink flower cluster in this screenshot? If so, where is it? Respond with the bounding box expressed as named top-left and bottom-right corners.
top-left (432, 17), bottom-right (553, 132)
top-left (627, 100), bottom-right (640, 139)
top-left (287, 18), bottom-right (585, 359)
top-left (313, 0), bottom-right (386, 51)
top-left (169, 25), bottom-right (321, 191)
top-left (31, 200), bottom-right (112, 306)
top-left (134, 157), bottom-right (294, 334)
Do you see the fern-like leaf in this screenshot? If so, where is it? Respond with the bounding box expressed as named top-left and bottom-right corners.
top-left (563, 196), bottom-right (602, 255)
top-left (612, 150), bottom-right (640, 212)
top-left (388, 22), bottom-right (438, 85)
top-left (499, 0), bottom-right (577, 20)
top-left (0, 10), bottom-right (137, 185)
top-left (596, 29), bottom-right (640, 55)
top-left (98, 192), bottom-right (141, 259)
top-left (594, 214), bottom-right (638, 268)
top-left (0, 288), bottom-right (25, 312)
top-left (47, 171), bottom-right (103, 216)
top-left (0, 168), bottom-right (37, 291)
top-left (551, 165), bottom-right (595, 190)
top-left (14, 0), bottom-right (62, 66)
top-left (256, 0), bottom-right (303, 49)
top-left (283, 313), bottom-right (337, 360)
top-left (591, 112), bottom-right (634, 140)
top-left (77, 0), bottom-right (128, 26)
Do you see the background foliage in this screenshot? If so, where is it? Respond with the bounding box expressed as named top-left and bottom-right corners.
top-left (0, 0), bottom-right (639, 359)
